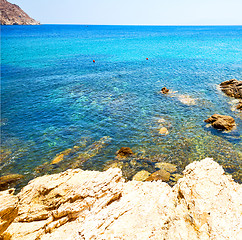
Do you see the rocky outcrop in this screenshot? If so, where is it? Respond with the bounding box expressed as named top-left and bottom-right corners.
top-left (0, 0), bottom-right (40, 25)
top-left (0, 189), bottom-right (18, 235)
top-left (1, 158), bottom-right (241, 239)
top-left (204, 114), bottom-right (236, 131)
top-left (220, 79), bottom-right (242, 111)
top-left (220, 79), bottom-right (242, 99)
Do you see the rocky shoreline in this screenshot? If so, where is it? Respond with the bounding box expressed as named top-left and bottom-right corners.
top-left (0, 158), bottom-right (241, 240)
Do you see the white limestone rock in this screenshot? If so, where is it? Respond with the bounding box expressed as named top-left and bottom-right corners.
top-left (1, 158), bottom-right (241, 240)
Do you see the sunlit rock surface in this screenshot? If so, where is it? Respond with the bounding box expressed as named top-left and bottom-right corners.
top-left (1, 158), bottom-right (241, 239)
top-left (0, 189), bottom-right (18, 235)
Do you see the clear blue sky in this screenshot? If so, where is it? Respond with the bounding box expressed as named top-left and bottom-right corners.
top-left (11, 0), bottom-right (242, 25)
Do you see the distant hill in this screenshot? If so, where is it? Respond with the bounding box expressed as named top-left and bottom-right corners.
top-left (0, 0), bottom-right (40, 25)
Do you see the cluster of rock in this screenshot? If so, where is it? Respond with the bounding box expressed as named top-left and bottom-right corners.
top-left (203, 79), bottom-right (242, 131)
top-left (0, 0), bottom-right (40, 25)
top-left (0, 158), bottom-right (241, 239)
top-left (160, 82), bottom-right (238, 131)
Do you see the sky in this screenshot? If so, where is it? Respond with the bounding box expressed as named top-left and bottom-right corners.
top-left (11, 0), bottom-right (242, 25)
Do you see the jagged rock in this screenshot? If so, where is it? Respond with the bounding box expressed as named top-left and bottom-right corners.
top-left (204, 114), bottom-right (236, 131)
top-left (0, 174), bottom-right (24, 191)
top-left (1, 158), bottom-right (241, 240)
top-left (0, 0), bottom-right (40, 25)
top-left (167, 158), bottom-right (242, 240)
top-left (132, 170), bottom-right (150, 181)
top-left (161, 87), bottom-right (169, 94)
top-left (116, 147), bottom-right (134, 159)
top-left (0, 189), bottom-right (18, 235)
top-left (155, 162), bottom-right (177, 173)
top-left (220, 79), bottom-right (242, 99)
top-left (146, 169), bottom-right (170, 182)
top-left (48, 136), bottom-right (111, 167)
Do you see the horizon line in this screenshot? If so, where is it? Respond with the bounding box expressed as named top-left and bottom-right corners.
top-left (32, 23), bottom-right (242, 26)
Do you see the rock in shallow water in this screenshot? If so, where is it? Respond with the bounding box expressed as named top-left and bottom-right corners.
top-left (155, 162), bottom-right (177, 173)
top-left (116, 147), bottom-right (134, 159)
top-left (132, 170), bottom-right (150, 181)
top-left (159, 127), bottom-right (169, 135)
top-left (145, 169), bottom-right (170, 182)
top-left (220, 79), bottom-right (242, 99)
top-left (161, 87), bottom-right (169, 94)
top-left (204, 114), bottom-right (236, 131)
top-left (1, 158), bottom-right (241, 240)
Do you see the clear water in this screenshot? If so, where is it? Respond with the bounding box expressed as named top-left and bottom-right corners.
top-left (1, 25), bottom-right (242, 189)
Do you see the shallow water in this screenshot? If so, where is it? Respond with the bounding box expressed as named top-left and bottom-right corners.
top-left (1, 25), bottom-right (242, 189)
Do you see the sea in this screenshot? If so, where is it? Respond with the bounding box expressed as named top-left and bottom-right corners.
top-left (1, 25), bottom-right (242, 189)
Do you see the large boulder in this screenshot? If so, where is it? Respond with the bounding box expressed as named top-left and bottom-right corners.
top-left (204, 114), bottom-right (236, 131)
top-left (0, 189), bottom-right (18, 235)
top-left (220, 79), bottom-right (242, 99)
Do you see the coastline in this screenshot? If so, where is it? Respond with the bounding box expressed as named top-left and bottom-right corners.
top-left (1, 158), bottom-right (241, 239)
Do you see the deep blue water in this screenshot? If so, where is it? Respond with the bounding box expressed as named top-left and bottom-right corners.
top-left (1, 25), bottom-right (242, 188)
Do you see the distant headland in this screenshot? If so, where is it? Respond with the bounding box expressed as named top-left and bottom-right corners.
top-left (0, 0), bottom-right (40, 25)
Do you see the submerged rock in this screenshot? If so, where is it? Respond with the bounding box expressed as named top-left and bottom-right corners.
top-left (132, 170), bottom-right (150, 181)
top-left (1, 158), bottom-right (241, 240)
top-left (170, 173), bottom-right (183, 182)
top-left (159, 127), bottom-right (169, 135)
top-left (236, 101), bottom-right (242, 111)
top-left (155, 162), bottom-right (177, 173)
top-left (103, 160), bottom-right (124, 171)
top-left (220, 79), bottom-right (242, 99)
top-left (204, 114), bottom-right (236, 131)
top-left (47, 136), bottom-right (111, 169)
top-left (0, 174), bottom-right (24, 191)
top-left (161, 87), bottom-right (169, 94)
top-left (116, 147), bottom-right (134, 159)
top-left (51, 148), bottom-right (72, 164)
top-left (146, 169), bottom-right (170, 182)
top-left (0, 189), bottom-right (18, 235)
top-left (0, 148), bottom-right (11, 164)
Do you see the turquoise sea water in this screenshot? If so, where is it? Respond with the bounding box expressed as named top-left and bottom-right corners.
top-left (1, 25), bottom-right (242, 189)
